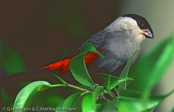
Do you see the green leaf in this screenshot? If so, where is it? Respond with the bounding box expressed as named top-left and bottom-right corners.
top-left (118, 50), bottom-right (139, 89)
top-left (80, 43), bottom-right (104, 59)
top-left (112, 110), bottom-right (120, 112)
top-left (53, 74), bottom-right (68, 84)
top-left (82, 94), bottom-right (94, 112)
top-left (118, 86), bottom-right (174, 111)
top-left (63, 93), bottom-right (81, 112)
top-left (80, 43), bottom-right (96, 53)
top-left (1, 41), bottom-right (27, 75)
top-left (82, 86), bottom-right (104, 112)
top-left (101, 100), bottom-right (117, 112)
top-left (13, 81), bottom-right (52, 112)
top-left (55, 92), bottom-right (89, 112)
top-left (171, 107), bottom-right (174, 112)
top-left (97, 73), bottom-right (133, 91)
top-left (72, 92), bottom-right (89, 112)
top-left (45, 93), bottom-right (64, 107)
top-left (1, 88), bottom-right (9, 104)
top-left (70, 43), bottom-right (103, 87)
top-left (116, 89), bottom-right (174, 112)
top-left (127, 35), bottom-right (174, 107)
top-left (118, 87), bottom-right (141, 98)
top-left (129, 35), bottom-right (174, 92)
top-left (70, 52), bottom-right (94, 87)
top-left (96, 103), bottom-right (105, 112)
top-left (55, 101), bottom-right (65, 112)
top-left (148, 107), bottom-right (155, 112)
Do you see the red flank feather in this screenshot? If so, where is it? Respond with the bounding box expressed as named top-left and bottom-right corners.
top-left (41, 50), bottom-right (101, 75)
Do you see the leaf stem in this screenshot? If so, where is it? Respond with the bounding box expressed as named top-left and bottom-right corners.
top-left (109, 91), bottom-right (117, 100)
top-left (67, 84), bottom-right (93, 93)
top-left (51, 84), bottom-right (66, 87)
top-left (52, 83), bottom-right (93, 93)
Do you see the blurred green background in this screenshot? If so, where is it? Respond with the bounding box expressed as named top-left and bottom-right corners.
top-left (1, 0), bottom-right (174, 112)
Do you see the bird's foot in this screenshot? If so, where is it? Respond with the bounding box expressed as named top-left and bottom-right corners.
top-left (90, 84), bottom-right (108, 101)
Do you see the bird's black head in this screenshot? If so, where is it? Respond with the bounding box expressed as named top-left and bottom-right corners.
top-left (123, 14), bottom-right (154, 39)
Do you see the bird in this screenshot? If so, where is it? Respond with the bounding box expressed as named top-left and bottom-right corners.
top-left (10, 14), bottom-right (154, 84)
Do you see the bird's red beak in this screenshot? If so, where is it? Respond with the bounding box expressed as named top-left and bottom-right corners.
top-left (141, 29), bottom-right (154, 39)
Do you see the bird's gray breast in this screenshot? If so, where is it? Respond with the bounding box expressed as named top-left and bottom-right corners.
top-left (97, 31), bottom-right (140, 73)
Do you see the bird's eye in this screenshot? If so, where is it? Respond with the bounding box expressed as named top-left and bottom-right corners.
top-left (137, 20), bottom-right (145, 27)
top-left (138, 20), bottom-right (142, 25)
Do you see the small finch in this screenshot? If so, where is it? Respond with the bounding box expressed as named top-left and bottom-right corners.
top-left (11, 14), bottom-right (154, 84)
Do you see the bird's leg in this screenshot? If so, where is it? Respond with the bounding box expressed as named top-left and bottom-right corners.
top-left (91, 84), bottom-right (115, 102)
top-left (90, 83), bottom-right (100, 90)
top-left (91, 84), bottom-right (105, 101)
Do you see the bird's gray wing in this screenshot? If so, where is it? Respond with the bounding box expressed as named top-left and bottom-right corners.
top-left (63, 29), bottom-right (110, 59)
top-left (73, 29), bottom-right (118, 51)
top-left (79, 29), bottom-right (108, 49)
top-left (64, 29), bottom-right (123, 59)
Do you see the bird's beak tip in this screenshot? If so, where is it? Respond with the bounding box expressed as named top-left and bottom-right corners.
top-left (141, 29), bottom-right (154, 39)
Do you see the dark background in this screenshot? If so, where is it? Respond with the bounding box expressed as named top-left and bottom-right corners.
top-left (1, 0), bottom-right (119, 71)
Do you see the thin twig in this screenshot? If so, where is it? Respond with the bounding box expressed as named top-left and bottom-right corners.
top-left (52, 83), bottom-right (93, 93)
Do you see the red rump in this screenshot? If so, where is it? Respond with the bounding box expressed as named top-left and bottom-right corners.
top-left (41, 50), bottom-right (101, 75)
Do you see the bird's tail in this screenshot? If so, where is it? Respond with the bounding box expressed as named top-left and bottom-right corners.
top-left (9, 68), bottom-right (48, 81)
top-left (9, 50), bottom-right (101, 82)
top-left (41, 49), bottom-right (101, 73)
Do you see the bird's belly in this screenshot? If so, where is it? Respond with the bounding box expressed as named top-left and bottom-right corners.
top-left (95, 52), bottom-right (125, 74)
